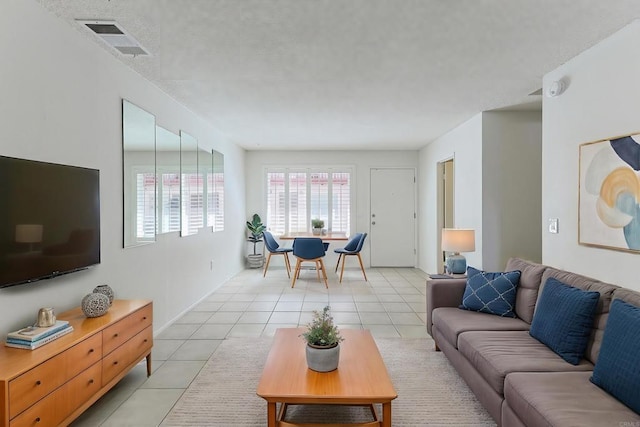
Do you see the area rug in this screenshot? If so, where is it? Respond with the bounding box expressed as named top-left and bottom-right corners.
top-left (161, 335), bottom-right (495, 426)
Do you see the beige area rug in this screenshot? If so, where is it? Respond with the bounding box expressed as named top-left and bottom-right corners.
top-left (161, 335), bottom-right (495, 426)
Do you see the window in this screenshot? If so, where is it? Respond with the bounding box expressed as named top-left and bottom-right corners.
top-left (135, 172), bottom-right (156, 241)
top-left (266, 168), bottom-right (352, 235)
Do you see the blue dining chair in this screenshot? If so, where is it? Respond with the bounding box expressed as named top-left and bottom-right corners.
top-left (291, 237), bottom-right (328, 288)
top-left (334, 233), bottom-right (368, 283)
top-left (263, 231), bottom-right (293, 278)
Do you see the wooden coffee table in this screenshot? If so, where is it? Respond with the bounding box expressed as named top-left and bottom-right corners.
top-left (257, 328), bottom-right (397, 427)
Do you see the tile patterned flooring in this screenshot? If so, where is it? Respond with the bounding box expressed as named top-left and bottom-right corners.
top-left (71, 266), bottom-right (429, 426)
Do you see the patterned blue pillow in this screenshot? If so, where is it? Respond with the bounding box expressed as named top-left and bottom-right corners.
top-left (459, 267), bottom-right (520, 318)
top-left (529, 278), bottom-right (599, 365)
top-left (590, 299), bottom-right (640, 414)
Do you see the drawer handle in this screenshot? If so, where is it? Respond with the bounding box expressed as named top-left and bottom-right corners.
top-left (89, 379), bottom-right (94, 384)
top-left (113, 333), bottom-right (119, 338)
top-left (113, 361), bottom-right (118, 365)
top-left (143, 316), bottom-right (147, 320)
top-left (35, 417), bottom-right (41, 423)
top-left (144, 339), bottom-right (148, 343)
top-left (89, 348), bottom-right (95, 353)
top-left (36, 380), bottom-right (42, 386)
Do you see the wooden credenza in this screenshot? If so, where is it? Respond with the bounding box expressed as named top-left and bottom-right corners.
top-left (0, 299), bottom-right (153, 427)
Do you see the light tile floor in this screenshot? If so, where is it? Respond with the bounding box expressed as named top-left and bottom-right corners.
top-left (71, 266), bottom-right (429, 426)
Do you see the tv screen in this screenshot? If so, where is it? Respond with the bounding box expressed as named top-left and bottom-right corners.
top-left (0, 156), bottom-right (100, 288)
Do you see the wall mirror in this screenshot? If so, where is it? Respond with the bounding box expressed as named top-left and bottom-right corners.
top-left (211, 150), bottom-right (225, 231)
top-left (156, 126), bottom-right (181, 234)
top-left (122, 100), bottom-right (156, 248)
top-left (180, 131), bottom-right (201, 236)
top-left (198, 147), bottom-right (213, 229)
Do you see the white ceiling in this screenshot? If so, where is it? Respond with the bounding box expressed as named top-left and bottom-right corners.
top-left (37, 0), bottom-right (640, 150)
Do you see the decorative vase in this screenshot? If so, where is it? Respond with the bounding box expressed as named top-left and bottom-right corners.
top-left (81, 293), bottom-right (110, 318)
top-left (93, 284), bottom-right (114, 306)
top-left (312, 228), bottom-right (322, 236)
top-left (305, 343), bottom-right (340, 372)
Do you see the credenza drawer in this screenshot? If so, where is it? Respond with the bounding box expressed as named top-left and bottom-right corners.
top-left (10, 362), bottom-right (101, 427)
top-left (8, 333), bottom-right (102, 419)
top-left (103, 305), bottom-right (152, 355)
top-left (102, 326), bottom-right (153, 385)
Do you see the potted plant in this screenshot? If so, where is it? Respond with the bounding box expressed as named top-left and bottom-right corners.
top-left (311, 218), bottom-right (325, 236)
top-left (246, 214), bottom-right (266, 268)
top-left (301, 306), bottom-right (344, 372)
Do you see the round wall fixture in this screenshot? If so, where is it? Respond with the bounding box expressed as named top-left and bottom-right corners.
top-left (547, 79), bottom-right (566, 97)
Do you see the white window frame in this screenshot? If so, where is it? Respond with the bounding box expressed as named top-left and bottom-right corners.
top-left (264, 166), bottom-right (355, 235)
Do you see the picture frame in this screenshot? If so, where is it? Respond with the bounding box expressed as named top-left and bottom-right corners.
top-left (579, 133), bottom-right (640, 253)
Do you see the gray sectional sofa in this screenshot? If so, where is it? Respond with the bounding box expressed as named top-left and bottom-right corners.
top-left (426, 257), bottom-right (640, 426)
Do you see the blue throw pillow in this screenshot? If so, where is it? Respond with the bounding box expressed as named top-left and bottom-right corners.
top-left (529, 278), bottom-right (599, 365)
top-left (459, 266), bottom-right (520, 318)
top-left (590, 299), bottom-right (640, 414)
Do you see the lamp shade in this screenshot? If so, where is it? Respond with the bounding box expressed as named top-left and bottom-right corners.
top-left (15, 224), bottom-right (43, 243)
top-left (441, 228), bottom-right (475, 253)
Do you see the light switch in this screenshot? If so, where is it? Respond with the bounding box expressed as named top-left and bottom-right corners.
top-left (548, 218), bottom-right (559, 234)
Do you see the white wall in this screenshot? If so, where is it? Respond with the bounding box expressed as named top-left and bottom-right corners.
top-left (542, 20), bottom-right (640, 290)
top-left (418, 114), bottom-right (484, 274)
top-left (417, 111), bottom-right (542, 274)
top-left (482, 111), bottom-right (542, 270)
top-left (0, 1), bottom-right (246, 336)
top-left (245, 150), bottom-right (418, 268)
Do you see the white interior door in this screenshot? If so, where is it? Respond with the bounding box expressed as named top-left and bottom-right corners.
top-left (370, 168), bottom-right (416, 267)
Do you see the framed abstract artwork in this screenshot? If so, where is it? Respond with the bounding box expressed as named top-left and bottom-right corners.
top-left (579, 133), bottom-right (640, 253)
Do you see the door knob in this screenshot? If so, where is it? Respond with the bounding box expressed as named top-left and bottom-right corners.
top-left (372, 221), bottom-right (376, 225)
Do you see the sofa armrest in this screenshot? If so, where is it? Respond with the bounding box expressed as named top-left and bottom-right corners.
top-left (426, 278), bottom-right (467, 337)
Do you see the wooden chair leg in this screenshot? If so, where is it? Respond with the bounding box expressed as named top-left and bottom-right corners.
top-left (315, 260), bottom-right (322, 282)
top-left (356, 253), bottom-right (368, 281)
top-left (335, 254), bottom-right (342, 272)
top-left (291, 259), bottom-right (301, 288)
top-left (339, 253), bottom-right (347, 283)
top-left (263, 253), bottom-right (272, 277)
top-left (319, 259), bottom-right (328, 288)
top-left (283, 253), bottom-right (291, 278)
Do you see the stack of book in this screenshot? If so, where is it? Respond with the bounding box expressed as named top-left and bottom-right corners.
top-left (5, 320), bottom-right (74, 350)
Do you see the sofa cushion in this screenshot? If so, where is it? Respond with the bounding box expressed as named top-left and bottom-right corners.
top-left (505, 372), bottom-right (640, 427)
top-left (540, 267), bottom-right (618, 364)
top-left (530, 278), bottom-right (600, 365)
top-left (591, 299), bottom-right (640, 414)
top-left (459, 266), bottom-right (520, 317)
top-left (431, 307), bottom-right (529, 349)
top-left (458, 330), bottom-right (593, 396)
top-left (505, 258), bottom-right (547, 324)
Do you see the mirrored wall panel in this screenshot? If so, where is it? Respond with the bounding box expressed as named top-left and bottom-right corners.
top-left (122, 100), bottom-right (156, 248)
top-left (180, 131), bottom-right (201, 236)
top-left (156, 126), bottom-right (181, 234)
top-left (198, 147), bottom-right (213, 229)
top-left (211, 150), bottom-right (225, 231)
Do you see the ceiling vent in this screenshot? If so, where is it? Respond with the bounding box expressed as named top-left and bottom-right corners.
top-left (76, 20), bottom-right (149, 56)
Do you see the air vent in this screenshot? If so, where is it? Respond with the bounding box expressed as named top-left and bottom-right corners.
top-left (76, 20), bottom-right (150, 56)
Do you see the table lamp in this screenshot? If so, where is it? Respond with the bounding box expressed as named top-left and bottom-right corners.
top-left (441, 228), bottom-right (475, 274)
top-left (15, 224), bottom-right (43, 252)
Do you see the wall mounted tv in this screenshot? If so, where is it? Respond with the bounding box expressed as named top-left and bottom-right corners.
top-left (0, 156), bottom-right (100, 288)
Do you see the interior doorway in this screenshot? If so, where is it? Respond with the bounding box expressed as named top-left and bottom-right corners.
top-left (437, 158), bottom-right (454, 273)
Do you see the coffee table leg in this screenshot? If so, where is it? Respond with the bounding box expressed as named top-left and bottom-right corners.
top-left (382, 402), bottom-right (391, 427)
top-left (267, 402), bottom-right (277, 427)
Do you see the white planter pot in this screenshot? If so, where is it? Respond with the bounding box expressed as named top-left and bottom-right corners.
top-left (305, 343), bottom-right (340, 372)
top-left (247, 254), bottom-right (264, 268)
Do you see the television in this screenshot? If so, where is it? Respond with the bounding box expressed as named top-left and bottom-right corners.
top-left (0, 156), bottom-right (100, 288)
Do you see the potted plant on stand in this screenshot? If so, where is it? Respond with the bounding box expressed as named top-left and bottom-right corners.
top-left (301, 306), bottom-right (344, 372)
top-left (246, 214), bottom-right (266, 268)
top-left (311, 218), bottom-right (325, 236)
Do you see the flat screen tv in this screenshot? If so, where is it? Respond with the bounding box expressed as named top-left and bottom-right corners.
top-left (0, 156), bottom-right (100, 288)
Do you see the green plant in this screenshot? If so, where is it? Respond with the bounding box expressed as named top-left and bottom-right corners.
top-left (246, 214), bottom-right (266, 255)
top-left (301, 306), bottom-right (344, 347)
top-left (311, 218), bottom-right (325, 229)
